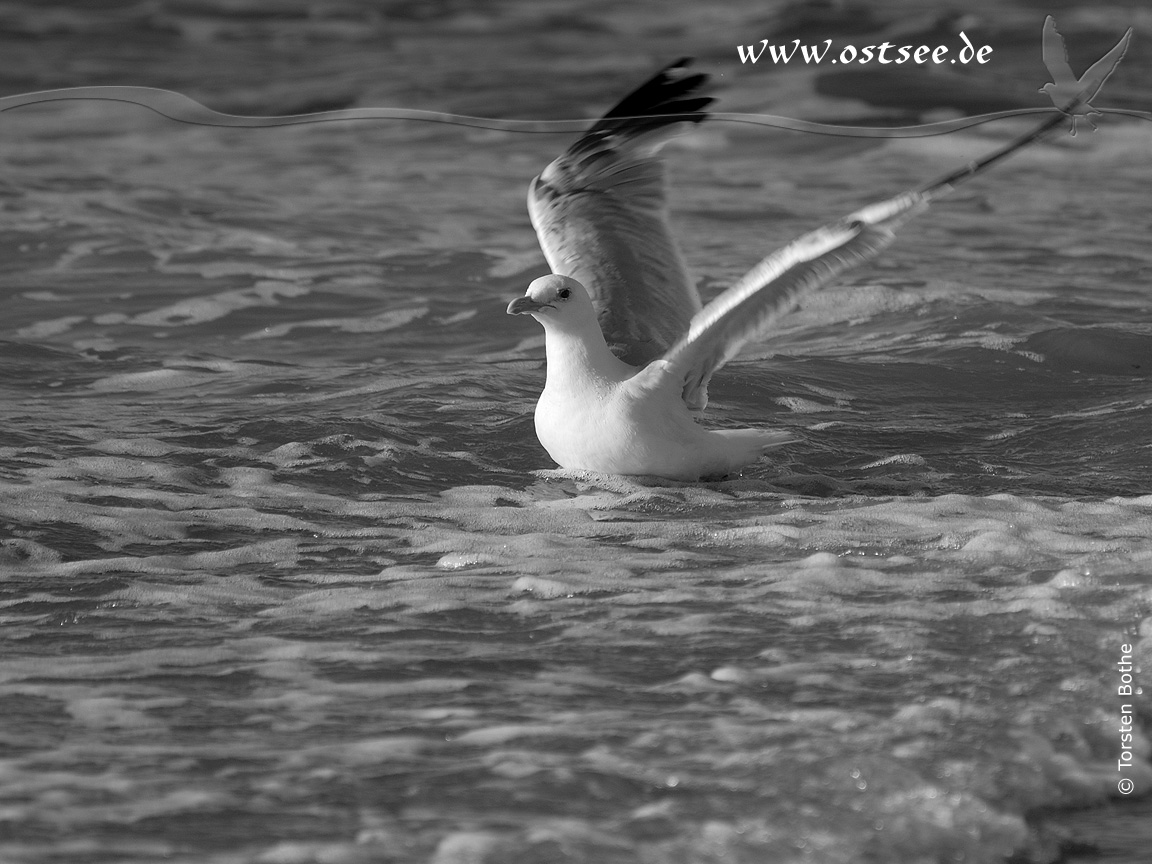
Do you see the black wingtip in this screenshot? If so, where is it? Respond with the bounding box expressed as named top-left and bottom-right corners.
top-left (588, 57), bottom-right (713, 134)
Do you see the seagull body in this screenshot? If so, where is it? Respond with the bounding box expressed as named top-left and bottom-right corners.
top-left (1040, 15), bottom-right (1132, 134)
top-left (508, 59), bottom-right (1071, 481)
top-left (509, 274), bottom-right (791, 479)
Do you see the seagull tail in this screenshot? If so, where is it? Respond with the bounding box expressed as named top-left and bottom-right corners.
top-left (713, 427), bottom-right (794, 468)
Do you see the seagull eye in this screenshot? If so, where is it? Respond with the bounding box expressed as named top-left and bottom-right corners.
top-left (558, 287), bottom-right (571, 300)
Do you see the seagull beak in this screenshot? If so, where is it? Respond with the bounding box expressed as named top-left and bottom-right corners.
top-left (506, 296), bottom-right (550, 315)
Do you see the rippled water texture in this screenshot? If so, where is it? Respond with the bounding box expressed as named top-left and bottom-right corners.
top-left (2, 1), bottom-right (1152, 862)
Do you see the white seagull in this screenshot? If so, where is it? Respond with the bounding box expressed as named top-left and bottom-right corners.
top-left (508, 58), bottom-right (1067, 481)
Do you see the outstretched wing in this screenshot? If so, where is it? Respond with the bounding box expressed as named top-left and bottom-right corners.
top-left (654, 89), bottom-right (1072, 412)
top-left (1077, 26), bottom-right (1133, 104)
top-left (1042, 16), bottom-right (1078, 87)
top-left (528, 58), bottom-right (712, 367)
top-left (657, 194), bottom-right (926, 410)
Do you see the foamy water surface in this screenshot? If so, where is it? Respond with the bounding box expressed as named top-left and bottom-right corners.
top-left (2, 1), bottom-right (1152, 862)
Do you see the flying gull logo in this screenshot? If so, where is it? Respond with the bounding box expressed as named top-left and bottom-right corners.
top-left (1040, 15), bottom-right (1133, 135)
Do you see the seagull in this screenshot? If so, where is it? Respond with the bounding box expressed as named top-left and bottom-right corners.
top-left (507, 59), bottom-right (1072, 481)
top-left (1040, 15), bottom-right (1132, 135)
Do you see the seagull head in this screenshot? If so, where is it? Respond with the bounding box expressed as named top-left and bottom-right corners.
top-left (506, 275), bottom-right (598, 332)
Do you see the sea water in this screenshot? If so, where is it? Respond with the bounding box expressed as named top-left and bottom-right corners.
top-left (1, 1), bottom-right (1151, 862)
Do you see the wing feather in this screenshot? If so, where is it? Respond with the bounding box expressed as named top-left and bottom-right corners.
top-left (655, 85), bottom-right (1071, 411)
top-left (1042, 17), bottom-right (1077, 87)
top-left (529, 59), bottom-right (711, 366)
top-left (660, 193), bottom-right (927, 410)
top-left (1078, 27), bottom-right (1133, 104)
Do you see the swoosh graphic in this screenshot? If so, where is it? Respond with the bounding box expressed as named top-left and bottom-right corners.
top-left (1, 85), bottom-right (1149, 138)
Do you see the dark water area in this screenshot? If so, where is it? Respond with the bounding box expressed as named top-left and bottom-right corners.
top-left (2, 2), bottom-right (1152, 862)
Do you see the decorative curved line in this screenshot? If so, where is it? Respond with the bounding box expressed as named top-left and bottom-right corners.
top-left (1, 85), bottom-right (1149, 138)
top-left (710, 109), bottom-right (1050, 138)
top-left (0, 86), bottom-right (594, 132)
top-left (1090, 107), bottom-right (1152, 121)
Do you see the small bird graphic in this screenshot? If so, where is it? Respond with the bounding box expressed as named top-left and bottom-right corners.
top-left (1040, 15), bottom-right (1132, 135)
